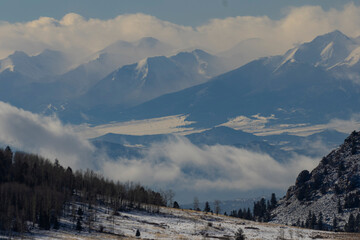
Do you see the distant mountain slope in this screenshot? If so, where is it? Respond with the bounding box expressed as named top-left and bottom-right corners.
top-left (187, 126), bottom-right (259, 146)
top-left (107, 30), bottom-right (360, 129)
top-left (58, 49), bottom-right (225, 122)
top-left (79, 49), bottom-right (224, 107)
top-left (272, 131), bottom-right (360, 229)
top-left (0, 37), bottom-right (176, 114)
top-left (0, 50), bottom-right (70, 81)
top-left (51, 37), bottom-right (175, 97)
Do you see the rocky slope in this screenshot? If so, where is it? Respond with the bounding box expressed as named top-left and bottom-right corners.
top-left (272, 131), bottom-right (360, 229)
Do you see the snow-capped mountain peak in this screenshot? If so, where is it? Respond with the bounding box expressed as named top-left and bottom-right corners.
top-left (275, 30), bottom-right (360, 73)
top-left (0, 49), bottom-right (70, 80)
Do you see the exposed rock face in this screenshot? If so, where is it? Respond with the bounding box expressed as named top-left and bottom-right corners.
top-left (272, 131), bottom-right (360, 229)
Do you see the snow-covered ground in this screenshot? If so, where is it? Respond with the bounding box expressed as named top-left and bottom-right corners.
top-left (76, 115), bottom-right (203, 139)
top-left (3, 203), bottom-right (360, 240)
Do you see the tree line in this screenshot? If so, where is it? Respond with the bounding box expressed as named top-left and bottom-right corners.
top-left (0, 147), bottom-right (166, 233)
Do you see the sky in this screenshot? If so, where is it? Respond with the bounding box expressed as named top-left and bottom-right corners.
top-left (0, 0), bottom-right (358, 26)
top-left (1, 1), bottom-right (360, 65)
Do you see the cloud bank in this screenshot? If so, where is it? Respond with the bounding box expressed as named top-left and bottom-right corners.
top-left (103, 136), bottom-right (319, 192)
top-left (0, 101), bottom-right (319, 196)
top-left (0, 101), bottom-right (96, 170)
top-left (0, 3), bottom-right (360, 66)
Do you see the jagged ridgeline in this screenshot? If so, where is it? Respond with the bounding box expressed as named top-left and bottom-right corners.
top-left (0, 147), bottom-right (166, 233)
top-left (272, 131), bottom-right (360, 232)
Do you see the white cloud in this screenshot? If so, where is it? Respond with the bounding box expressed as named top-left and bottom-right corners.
top-left (0, 101), bottom-right (322, 201)
top-left (102, 136), bottom-right (319, 192)
top-left (0, 3), bottom-right (360, 67)
top-left (0, 101), bottom-right (96, 169)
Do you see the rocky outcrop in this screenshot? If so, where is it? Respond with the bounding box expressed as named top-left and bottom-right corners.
top-left (271, 131), bottom-right (360, 229)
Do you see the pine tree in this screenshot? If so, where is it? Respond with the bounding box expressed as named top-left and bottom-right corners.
top-left (345, 214), bottom-right (356, 232)
top-left (318, 212), bottom-right (323, 230)
top-left (76, 218), bottom-right (82, 232)
top-left (306, 210), bottom-right (312, 228)
top-left (237, 209), bottom-right (243, 218)
top-left (355, 213), bottom-right (360, 232)
top-left (311, 213), bottom-right (317, 229)
top-left (337, 199), bottom-right (342, 213)
top-left (246, 208), bottom-right (252, 220)
top-left (173, 201), bottom-right (180, 209)
top-left (53, 216), bottom-right (60, 230)
top-left (270, 193), bottom-right (277, 209)
top-left (204, 201), bottom-right (211, 213)
top-left (333, 215), bottom-right (337, 232)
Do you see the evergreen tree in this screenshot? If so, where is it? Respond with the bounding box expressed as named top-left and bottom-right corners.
top-left (173, 201), bottom-right (180, 209)
top-left (355, 213), bottom-right (360, 232)
top-left (77, 207), bottom-right (84, 217)
top-left (333, 215), bottom-right (337, 232)
top-left (270, 193), bottom-right (277, 209)
top-left (39, 211), bottom-right (51, 230)
top-left (345, 214), bottom-right (356, 232)
top-left (76, 218), bottom-right (82, 232)
top-left (306, 210), bottom-right (312, 228)
top-left (237, 209), bottom-right (243, 218)
top-left (311, 213), bottom-right (317, 229)
top-left (204, 201), bottom-right (211, 213)
top-left (246, 208), bottom-right (252, 220)
top-left (318, 212), bottom-right (323, 230)
top-left (337, 199), bottom-right (343, 213)
top-left (53, 216), bottom-right (60, 230)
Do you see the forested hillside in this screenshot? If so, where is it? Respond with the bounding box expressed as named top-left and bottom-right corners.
top-left (0, 147), bottom-right (165, 233)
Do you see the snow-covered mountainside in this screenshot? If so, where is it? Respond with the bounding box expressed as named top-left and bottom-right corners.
top-left (0, 50), bottom-right (70, 81)
top-left (277, 30), bottom-right (357, 70)
top-left (58, 49), bottom-right (224, 122)
top-left (81, 49), bottom-right (224, 108)
top-left (272, 131), bottom-right (360, 229)
top-left (5, 203), bottom-right (360, 240)
top-left (0, 37), bottom-right (175, 114)
top-left (52, 37), bottom-right (175, 96)
top-left (107, 30), bottom-right (360, 130)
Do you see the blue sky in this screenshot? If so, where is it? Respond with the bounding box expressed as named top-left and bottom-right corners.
top-left (0, 0), bottom-right (358, 26)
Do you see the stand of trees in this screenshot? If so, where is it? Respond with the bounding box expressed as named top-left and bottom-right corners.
top-left (228, 193), bottom-right (277, 222)
top-left (0, 147), bottom-right (166, 233)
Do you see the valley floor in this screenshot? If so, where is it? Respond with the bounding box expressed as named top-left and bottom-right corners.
top-left (2, 205), bottom-right (360, 240)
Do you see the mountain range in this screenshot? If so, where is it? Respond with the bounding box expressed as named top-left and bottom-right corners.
top-left (106, 31), bottom-right (360, 131)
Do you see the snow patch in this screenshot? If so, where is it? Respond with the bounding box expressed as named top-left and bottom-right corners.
top-left (344, 46), bottom-right (360, 67)
top-left (320, 41), bottom-right (334, 62)
top-left (0, 58), bottom-right (15, 73)
top-left (220, 114), bottom-right (276, 133)
top-left (9, 203), bottom-right (354, 240)
top-left (76, 114), bottom-right (202, 139)
top-left (275, 47), bottom-right (298, 71)
top-left (193, 50), bottom-right (209, 77)
top-left (136, 58), bottom-right (149, 82)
